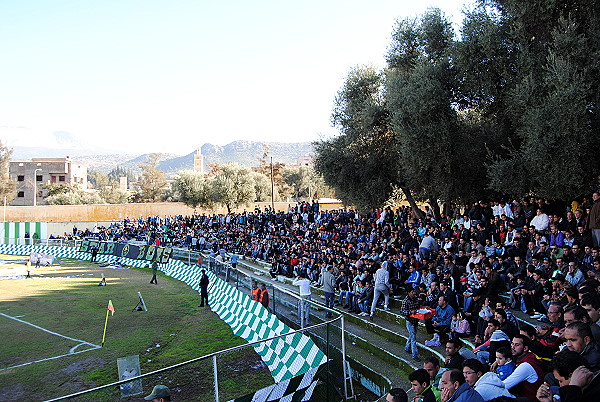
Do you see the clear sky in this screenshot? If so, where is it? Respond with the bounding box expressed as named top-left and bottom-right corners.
top-left (0, 0), bottom-right (471, 155)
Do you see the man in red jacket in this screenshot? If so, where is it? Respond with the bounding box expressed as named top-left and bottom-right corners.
top-left (503, 334), bottom-right (544, 401)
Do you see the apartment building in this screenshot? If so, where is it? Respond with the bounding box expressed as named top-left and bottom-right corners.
top-left (9, 157), bottom-right (87, 206)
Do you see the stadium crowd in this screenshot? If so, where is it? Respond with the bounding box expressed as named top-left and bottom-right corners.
top-left (70, 193), bottom-right (600, 401)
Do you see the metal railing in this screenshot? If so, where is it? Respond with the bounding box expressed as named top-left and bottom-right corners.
top-left (0, 237), bottom-right (74, 247)
top-left (45, 320), bottom-right (340, 401)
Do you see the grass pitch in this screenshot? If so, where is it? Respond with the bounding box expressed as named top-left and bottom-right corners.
top-left (0, 256), bottom-right (272, 401)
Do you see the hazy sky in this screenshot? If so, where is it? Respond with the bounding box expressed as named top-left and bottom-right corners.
top-left (0, 0), bottom-right (471, 155)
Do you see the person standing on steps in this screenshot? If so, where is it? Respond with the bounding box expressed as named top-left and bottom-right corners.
top-left (370, 262), bottom-right (391, 319)
top-left (293, 272), bottom-right (312, 326)
top-left (322, 264), bottom-right (337, 318)
top-left (400, 285), bottom-right (422, 362)
top-left (198, 269), bottom-right (209, 307)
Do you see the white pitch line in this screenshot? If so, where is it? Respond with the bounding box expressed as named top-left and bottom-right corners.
top-left (0, 313), bottom-right (102, 372)
top-left (0, 345), bottom-right (101, 372)
top-left (0, 312), bottom-right (100, 348)
top-left (69, 342), bottom-right (89, 353)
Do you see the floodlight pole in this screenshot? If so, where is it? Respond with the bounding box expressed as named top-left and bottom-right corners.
top-left (270, 157), bottom-right (274, 212)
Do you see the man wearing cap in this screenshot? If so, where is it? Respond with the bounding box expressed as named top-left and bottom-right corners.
top-left (145, 384), bottom-right (170, 401)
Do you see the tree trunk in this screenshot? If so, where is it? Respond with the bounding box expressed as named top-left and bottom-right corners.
top-left (400, 186), bottom-right (425, 221)
top-left (428, 196), bottom-right (442, 223)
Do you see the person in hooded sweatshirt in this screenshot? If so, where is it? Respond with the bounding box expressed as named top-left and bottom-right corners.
top-left (461, 359), bottom-right (514, 401)
top-left (439, 369), bottom-right (484, 402)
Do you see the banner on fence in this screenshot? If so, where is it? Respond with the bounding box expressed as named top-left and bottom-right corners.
top-left (78, 240), bottom-right (172, 263)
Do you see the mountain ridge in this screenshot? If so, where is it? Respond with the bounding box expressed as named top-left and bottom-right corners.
top-left (11, 140), bottom-right (314, 173)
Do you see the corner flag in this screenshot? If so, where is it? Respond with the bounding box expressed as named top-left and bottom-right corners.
top-left (102, 300), bottom-right (115, 347)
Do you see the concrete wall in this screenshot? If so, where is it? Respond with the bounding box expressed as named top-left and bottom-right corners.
top-left (3, 201), bottom-right (345, 223)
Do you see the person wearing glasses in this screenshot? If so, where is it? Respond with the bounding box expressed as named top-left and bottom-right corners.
top-left (461, 359), bottom-right (513, 401)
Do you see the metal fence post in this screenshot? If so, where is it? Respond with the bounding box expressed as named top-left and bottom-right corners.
top-left (327, 321), bottom-right (331, 401)
top-left (272, 285), bottom-right (276, 315)
top-left (213, 354), bottom-right (219, 402)
top-left (300, 299), bottom-right (304, 328)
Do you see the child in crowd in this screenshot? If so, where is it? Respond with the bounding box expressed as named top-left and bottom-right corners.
top-left (449, 312), bottom-right (470, 339)
top-left (493, 346), bottom-right (516, 381)
top-left (475, 296), bottom-right (494, 343)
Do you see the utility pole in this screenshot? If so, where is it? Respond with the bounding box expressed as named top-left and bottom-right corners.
top-left (270, 156), bottom-right (275, 212)
top-left (33, 168), bottom-right (42, 207)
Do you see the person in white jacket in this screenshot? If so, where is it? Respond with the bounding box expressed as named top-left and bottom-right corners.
top-left (530, 209), bottom-right (550, 231)
top-left (462, 358), bottom-right (514, 401)
top-left (293, 272), bottom-right (312, 326)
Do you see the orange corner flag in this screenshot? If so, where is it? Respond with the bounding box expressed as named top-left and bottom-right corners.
top-left (108, 300), bottom-right (115, 315)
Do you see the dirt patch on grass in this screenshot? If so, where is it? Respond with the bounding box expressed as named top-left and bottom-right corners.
top-left (0, 384), bottom-right (26, 401)
top-left (61, 356), bottom-right (107, 375)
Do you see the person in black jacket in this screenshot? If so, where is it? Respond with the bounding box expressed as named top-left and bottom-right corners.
top-left (445, 339), bottom-right (465, 370)
top-left (409, 368), bottom-right (436, 402)
top-left (198, 269), bottom-right (209, 307)
top-left (537, 351), bottom-right (599, 402)
top-left (563, 321), bottom-right (600, 371)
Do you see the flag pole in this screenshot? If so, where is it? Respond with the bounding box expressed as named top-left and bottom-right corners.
top-left (101, 308), bottom-right (110, 347)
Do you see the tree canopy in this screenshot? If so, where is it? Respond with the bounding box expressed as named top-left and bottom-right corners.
top-left (132, 153), bottom-right (168, 203)
top-left (172, 170), bottom-right (211, 210)
top-left (314, 2), bottom-right (600, 213)
top-left (209, 163), bottom-right (256, 213)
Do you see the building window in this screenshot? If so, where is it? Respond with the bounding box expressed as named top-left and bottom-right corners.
top-left (59, 176), bottom-right (65, 182)
top-left (17, 191), bottom-right (24, 197)
top-left (36, 175), bottom-right (43, 182)
top-left (17, 175), bottom-right (24, 182)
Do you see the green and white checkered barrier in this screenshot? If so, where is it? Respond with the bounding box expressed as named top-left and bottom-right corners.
top-left (0, 245), bottom-right (327, 388)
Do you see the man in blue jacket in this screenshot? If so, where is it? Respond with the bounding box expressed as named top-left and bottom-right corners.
top-left (425, 295), bottom-right (455, 345)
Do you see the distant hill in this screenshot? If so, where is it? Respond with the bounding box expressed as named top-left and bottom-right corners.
top-left (26, 141), bottom-right (314, 174)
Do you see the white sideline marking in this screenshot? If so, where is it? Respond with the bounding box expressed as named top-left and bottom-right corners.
top-left (0, 345), bottom-right (100, 371)
top-left (0, 312), bottom-right (101, 371)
